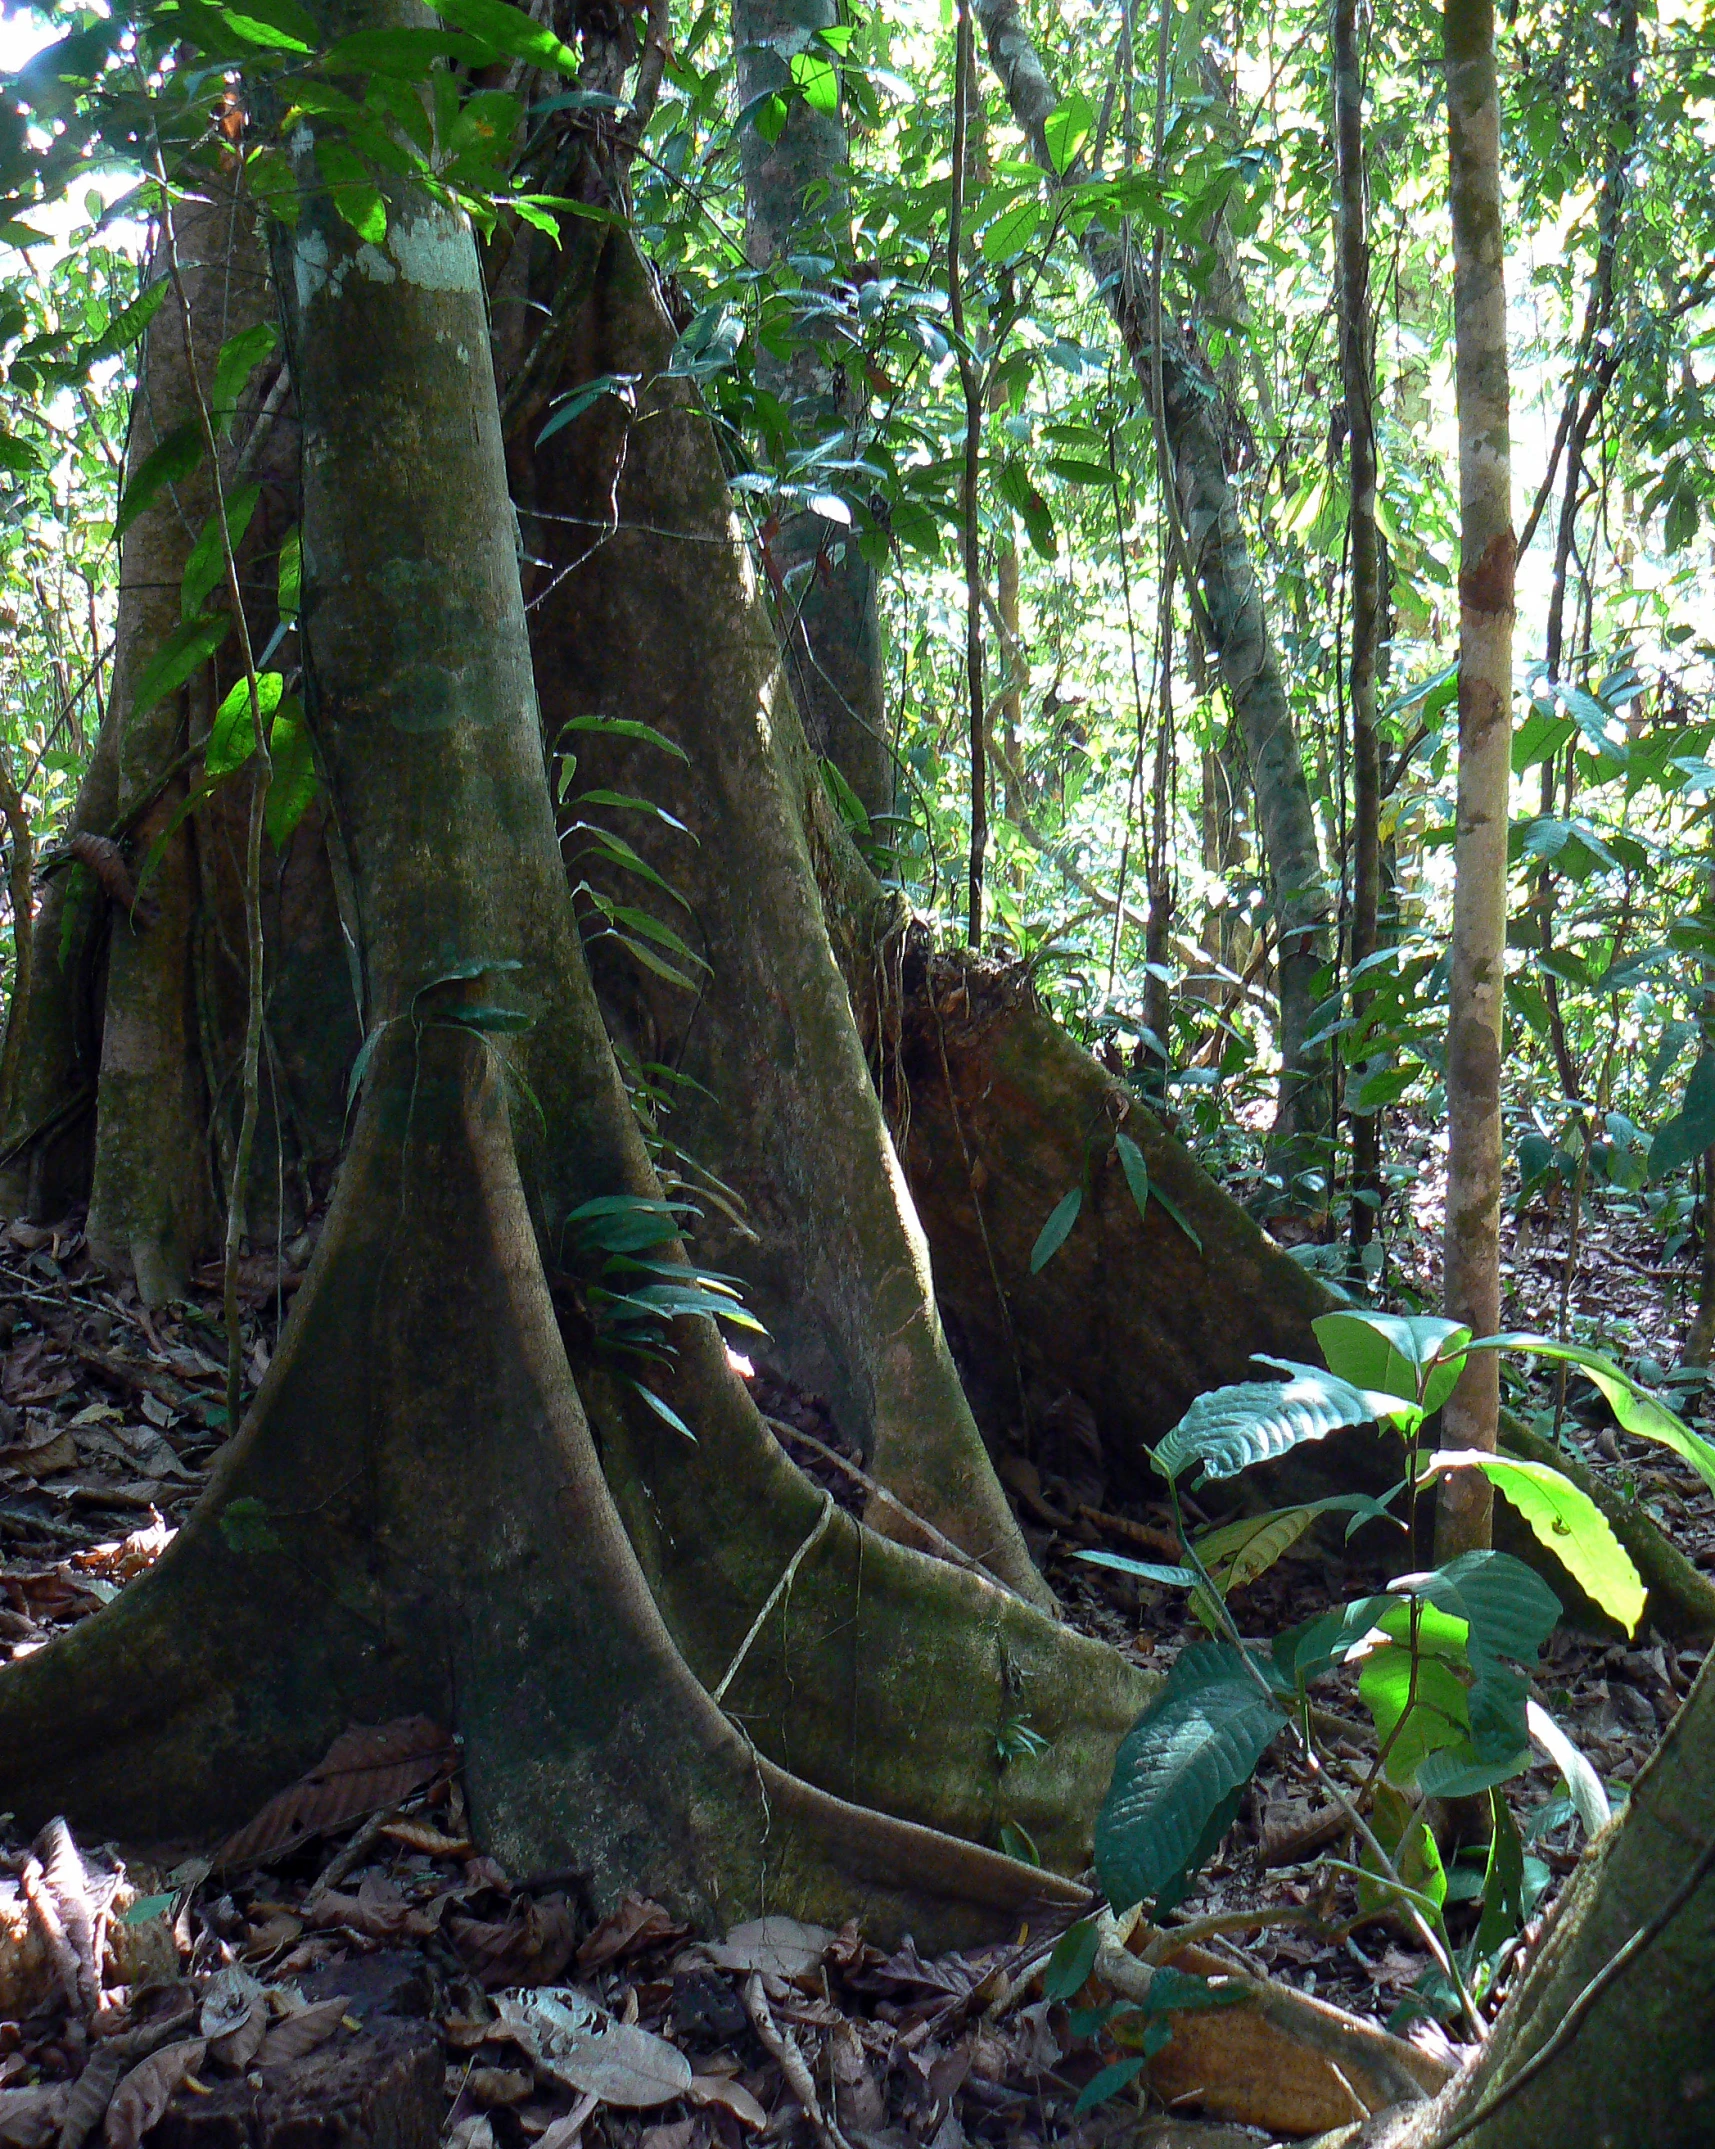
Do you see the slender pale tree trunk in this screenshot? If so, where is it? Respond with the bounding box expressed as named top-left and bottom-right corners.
top-left (972, 0), bottom-right (1331, 1171)
top-left (1333, 0), bottom-right (1384, 1266)
top-left (733, 0), bottom-right (893, 834)
top-left (1435, 0), bottom-right (1515, 1557)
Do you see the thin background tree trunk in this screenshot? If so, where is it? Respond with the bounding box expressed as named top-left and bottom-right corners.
top-left (1436, 0), bottom-right (1515, 1557)
top-left (733, 0), bottom-right (894, 834)
top-left (1333, 0), bottom-right (1384, 1265)
top-left (973, 0), bottom-right (1332, 1171)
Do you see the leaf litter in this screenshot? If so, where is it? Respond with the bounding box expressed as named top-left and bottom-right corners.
top-left (0, 1207), bottom-right (1708, 2145)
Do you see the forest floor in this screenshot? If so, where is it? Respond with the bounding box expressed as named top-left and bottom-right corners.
top-left (0, 1184), bottom-right (1712, 2148)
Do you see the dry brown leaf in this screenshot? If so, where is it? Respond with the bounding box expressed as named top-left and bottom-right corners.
top-left (103, 2039), bottom-right (206, 2149)
top-left (255, 1997), bottom-right (350, 2067)
top-left (703, 1918), bottom-right (834, 1982)
top-left (449, 1899), bottom-right (577, 1987)
top-left (209, 2010), bottom-right (266, 2073)
top-left (0, 2085), bottom-right (68, 2149)
top-left (687, 2076), bottom-right (768, 2130)
top-left (199, 1963), bottom-right (266, 2041)
top-left (56, 2044), bottom-right (127, 2149)
top-left (213, 1717), bottom-right (455, 1869)
top-left (575, 1895), bottom-right (686, 1974)
top-left (377, 1820), bottom-right (472, 1858)
top-left (467, 2071), bottom-right (535, 2110)
top-left (1, 1429), bottom-right (77, 1477)
top-left (639, 2120), bottom-right (699, 2149)
top-left (535, 2021), bottom-right (692, 2109)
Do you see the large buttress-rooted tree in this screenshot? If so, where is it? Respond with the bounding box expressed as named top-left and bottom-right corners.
top-left (0, 68), bottom-right (1155, 1939)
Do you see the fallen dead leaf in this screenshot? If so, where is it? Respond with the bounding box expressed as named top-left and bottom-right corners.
top-left (104, 2039), bottom-right (206, 2149)
top-left (688, 2075), bottom-right (769, 2129)
top-left (255, 1996), bottom-right (351, 2066)
top-left (213, 1718), bottom-right (456, 1869)
top-left (703, 1918), bottom-right (835, 1981)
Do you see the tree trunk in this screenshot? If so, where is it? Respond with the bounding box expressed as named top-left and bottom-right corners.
top-left (1436, 0), bottom-right (1515, 1559)
top-left (733, 0), bottom-right (894, 835)
top-left (1338, 1647), bottom-right (1715, 2148)
top-left (0, 59), bottom-right (1150, 1939)
top-left (971, 0), bottom-right (1332, 1175)
top-left (1333, 0), bottom-right (1384, 1265)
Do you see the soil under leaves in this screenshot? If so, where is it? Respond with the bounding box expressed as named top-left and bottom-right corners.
top-left (0, 1201), bottom-right (1710, 2146)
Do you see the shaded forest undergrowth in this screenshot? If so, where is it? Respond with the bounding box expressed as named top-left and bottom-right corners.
top-left (1, 1181), bottom-right (1711, 2144)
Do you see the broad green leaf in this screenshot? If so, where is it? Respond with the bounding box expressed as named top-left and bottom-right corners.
top-left (314, 139), bottom-right (386, 242)
top-left (182, 483), bottom-right (261, 620)
top-left (1313, 1311), bottom-right (1469, 1416)
top-left (789, 47), bottom-right (838, 112)
top-left (0, 434), bottom-right (41, 475)
top-left (1405, 1550), bottom-right (1562, 1687)
top-left (265, 699), bottom-right (319, 848)
top-left (1422, 1450), bottom-right (1645, 1634)
top-left (207, 668), bottom-right (285, 776)
top-left (1072, 2056), bottom-right (1151, 2114)
top-left (132, 614), bottom-right (231, 722)
top-left (115, 422), bottom-right (203, 541)
top-left (982, 199), bottom-right (1041, 261)
top-left (211, 321), bottom-right (278, 433)
top-left (1042, 1917), bottom-right (1101, 2002)
top-left (1029, 1187), bottom-right (1082, 1273)
top-left (1043, 91), bottom-right (1094, 174)
top-left (1650, 1052), bottom-right (1715, 1179)
top-left (1095, 1643), bottom-right (1282, 1910)
top-left (1358, 1609), bottom-right (1474, 1788)
top-left (1115, 1130), bottom-right (1150, 1224)
top-left (1478, 1333), bottom-right (1715, 1495)
top-left (1154, 1367), bottom-right (1379, 1485)
top-left (1273, 1594), bottom-right (1398, 1690)
top-left (322, 25), bottom-right (492, 71)
top-left (429, 0), bottom-right (579, 68)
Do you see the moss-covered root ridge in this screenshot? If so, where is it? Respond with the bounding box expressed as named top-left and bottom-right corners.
top-left (0, 1033), bottom-right (1087, 1949)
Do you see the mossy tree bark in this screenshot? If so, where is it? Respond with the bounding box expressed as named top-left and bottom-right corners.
top-left (0, 19), bottom-right (1153, 1937)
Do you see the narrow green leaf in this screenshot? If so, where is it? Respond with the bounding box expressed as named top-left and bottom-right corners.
top-left (114, 422), bottom-right (203, 541)
top-left (265, 698), bottom-right (319, 847)
top-left (1115, 1130), bottom-right (1150, 1225)
top-left (1477, 1332), bottom-right (1715, 1495)
top-left (1029, 1187), bottom-right (1082, 1273)
top-left (1072, 2057), bottom-right (1148, 2114)
top-left (559, 712), bottom-right (690, 761)
top-left (1074, 1549), bottom-right (1199, 1588)
top-left (182, 482), bottom-right (261, 620)
top-left (132, 614), bottom-right (230, 722)
top-left (629, 1381), bottom-right (697, 1441)
top-left (277, 526), bottom-right (302, 619)
top-left (211, 320), bottom-right (278, 433)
